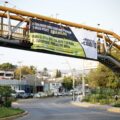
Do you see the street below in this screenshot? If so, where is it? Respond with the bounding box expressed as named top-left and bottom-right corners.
top-left (13, 97), bottom-right (120, 120)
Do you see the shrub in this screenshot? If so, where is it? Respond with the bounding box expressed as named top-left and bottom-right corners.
top-left (83, 95), bottom-right (90, 102)
top-left (99, 99), bottom-right (109, 105)
top-left (113, 103), bottom-right (120, 107)
top-left (84, 94), bottom-right (99, 103)
top-left (4, 100), bottom-right (12, 107)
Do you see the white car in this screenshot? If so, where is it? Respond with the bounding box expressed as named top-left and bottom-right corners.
top-left (34, 92), bottom-right (47, 98)
top-left (34, 93), bottom-right (41, 98)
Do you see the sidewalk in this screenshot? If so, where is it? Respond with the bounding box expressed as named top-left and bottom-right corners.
top-left (71, 101), bottom-right (120, 113)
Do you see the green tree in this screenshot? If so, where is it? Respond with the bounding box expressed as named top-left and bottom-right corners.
top-left (0, 86), bottom-right (12, 107)
top-left (30, 65), bottom-right (36, 74)
top-left (55, 69), bottom-right (61, 78)
top-left (14, 65), bottom-right (35, 79)
top-left (110, 47), bottom-right (120, 61)
top-left (85, 64), bottom-right (120, 105)
top-left (0, 63), bottom-right (16, 71)
top-left (0, 86), bottom-right (12, 97)
top-left (74, 74), bottom-right (85, 86)
top-left (86, 64), bottom-right (120, 89)
top-left (62, 76), bottom-right (73, 90)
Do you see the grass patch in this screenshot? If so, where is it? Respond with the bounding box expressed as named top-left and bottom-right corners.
top-left (0, 107), bottom-right (24, 118)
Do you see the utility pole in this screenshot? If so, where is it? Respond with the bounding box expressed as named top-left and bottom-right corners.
top-left (82, 60), bottom-right (85, 97)
top-left (65, 60), bottom-right (75, 101)
top-left (72, 72), bottom-right (75, 101)
top-left (18, 61), bottom-right (22, 90)
top-left (34, 67), bottom-right (37, 94)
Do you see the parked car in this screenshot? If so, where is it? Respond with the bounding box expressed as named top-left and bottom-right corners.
top-left (40, 92), bottom-right (47, 97)
top-left (34, 93), bottom-right (41, 98)
top-left (54, 92), bottom-right (62, 96)
top-left (11, 93), bottom-right (17, 98)
top-left (34, 92), bottom-right (48, 98)
top-left (27, 93), bottom-right (34, 98)
top-left (61, 92), bottom-right (69, 96)
top-left (15, 90), bottom-right (29, 98)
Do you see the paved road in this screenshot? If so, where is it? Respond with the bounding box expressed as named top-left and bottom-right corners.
top-left (13, 97), bottom-right (120, 120)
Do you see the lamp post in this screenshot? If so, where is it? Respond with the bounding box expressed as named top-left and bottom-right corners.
top-left (4, 1), bottom-right (8, 6)
top-left (56, 13), bottom-right (59, 19)
top-left (97, 24), bottom-right (100, 27)
top-left (82, 60), bottom-right (85, 97)
top-left (34, 67), bottom-right (37, 94)
top-left (64, 60), bottom-right (75, 101)
top-left (18, 61), bottom-right (22, 90)
top-left (81, 60), bottom-right (97, 97)
top-left (72, 69), bottom-right (76, 101)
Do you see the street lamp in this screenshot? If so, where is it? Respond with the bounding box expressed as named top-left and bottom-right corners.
top-left (4, 1), bottom-right (8, 6)
top-left (97, 24), bottom-right (100, 27)
top-left (56, 13), bottom-right (59, 19)
top-left (82, 60), bottom-right (85, 97)
top-left (34, 67), bottom-right (37, 94)
top-left (72, 69), bottom-right (76, 101)
top-left (64, 60), bottom-right (75, 101)
top-left (81, 60), bottom-right (97, 97)
top-left (18, 61), bottom-right (22, 90)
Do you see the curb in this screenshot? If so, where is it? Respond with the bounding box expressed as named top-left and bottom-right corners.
top-left (0, 111), bottom-right (28, 120)
top-left (71, 101), bottom-right (120, 113)
top-left (107, 107), bottom-right (120, 113)
top-left (71, 101), bottom-right (94, 108)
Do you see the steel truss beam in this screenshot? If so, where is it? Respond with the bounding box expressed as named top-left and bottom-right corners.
top-left (0, 6), bottom-right (120, 50)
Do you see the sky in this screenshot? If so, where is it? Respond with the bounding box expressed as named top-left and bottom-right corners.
top-left (0, 0), bottom-right (120, 70)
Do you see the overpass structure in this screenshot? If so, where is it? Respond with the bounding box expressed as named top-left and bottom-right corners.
top-left (0, 6), bottom-right (120, 73)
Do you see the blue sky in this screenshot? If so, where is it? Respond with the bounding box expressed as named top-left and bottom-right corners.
top-left (0, 0), bottom-right (119, 70)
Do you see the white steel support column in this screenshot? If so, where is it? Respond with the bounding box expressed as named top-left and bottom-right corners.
top-left (7, 11), bottom-right (12, 39)
top-left (0, 17), bottom-right (3, 36)
top-left (11, 17), bottom-right (29, 34)
top-left (108, 39), bottom-right (116, 51)
top-left (11, 21), bottom-right (23, 33)
top-left (106, 35), bottom-right (117, 53)
top-left (102, 33), bottom-right (108, 54)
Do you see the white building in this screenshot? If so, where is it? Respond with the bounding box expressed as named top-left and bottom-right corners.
top-left (44, 81), bottom-right (62, 93)
top-left (0, 70), bottom-right (14, 80)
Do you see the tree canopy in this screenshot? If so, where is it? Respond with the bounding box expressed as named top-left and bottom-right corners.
top-left (14, 65), bottom-right (36, 79)
top-left (0, 86), bottom-right (12, 97)
top-left (0, 63), bottom-right (16, 71)
top-left (55, 69), bottom-right (61, 78)
top-left (62, 76), bottom-right (73, 90)
top-left (86, 64), bottom-right (120, 89)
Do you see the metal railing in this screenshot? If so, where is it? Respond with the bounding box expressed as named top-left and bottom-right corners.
top-left (0, 23), bottom-right (29, 40)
